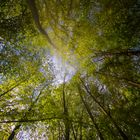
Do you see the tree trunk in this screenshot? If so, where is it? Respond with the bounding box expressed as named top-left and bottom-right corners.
top-left (80, 78), bottom-right (128, 140)
top-left (71, 123), bottom-right (77, 140)
top-left (27, 0), bottom-right (57, 49)
top-left (78, 86), bottom-right (104, 140)
top-left (62, 77), bottom-right (70, 140)
top-left (8, 124), bottom-right (21, 140)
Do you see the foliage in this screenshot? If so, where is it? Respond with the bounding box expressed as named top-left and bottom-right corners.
top-left (0, 0), bottom-right (140, 140)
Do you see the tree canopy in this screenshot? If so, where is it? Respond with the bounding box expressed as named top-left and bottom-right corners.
top-left (0, 0), bottom-right (140, 140)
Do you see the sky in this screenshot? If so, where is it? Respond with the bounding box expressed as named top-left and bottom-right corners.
top-left (51, 51), bottom-right (76, 85)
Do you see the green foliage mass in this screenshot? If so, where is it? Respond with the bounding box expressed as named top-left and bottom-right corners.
top-left (0, 0), bottom-right (140, 140)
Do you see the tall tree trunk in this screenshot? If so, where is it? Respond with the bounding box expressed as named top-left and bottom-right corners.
top-left (79, 123), bottom-right (82, 140)
top-left (27, 0), bottom-right (57, 49)
top-left (62, 76), bottom-right (70, 140)
top-left (8, 124), bottom-right (21, 140)
top-left (78, 86), bottom-right (104, 140)
top-left (79, 111), bottom-right (83, 140)
top-left (58, 122), bottom-right (61, 140)
top-left (71, 123), bottom-right (77, 140)
top-left (80, 78), bottom-right (129, 140)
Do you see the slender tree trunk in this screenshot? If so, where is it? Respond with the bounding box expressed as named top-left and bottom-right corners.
top-left (78, 86), bottom-right (104, 140)
top-left (27, 0), bottom-right (57, 49)
top-left (58, 122), bottom-right (61, 140)
top-left (71, 123), bottom-right (77, 140)
top-left (79, 112), bottom-right (83, 140)
top-left (8, 124), bottom-right (21, 140)
top-left (79, 123), bottom-right (82, 140)
top-left (80, 78), bottom-right (129, 140)
top-left (62, 77), bottom-right (70, 140)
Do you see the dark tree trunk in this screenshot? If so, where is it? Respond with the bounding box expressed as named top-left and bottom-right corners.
top-left (27, 0), bottom-right (57, 49)
top-left (80, 78), bottom-right (129, 140)
top-left (8, 124), bottom-right (21, 140)
top-left (78, 86), bottom-right (104, 140)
